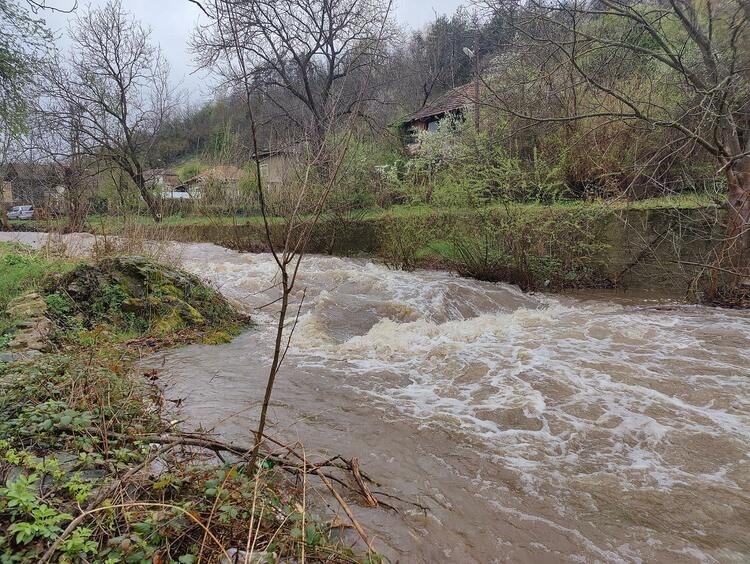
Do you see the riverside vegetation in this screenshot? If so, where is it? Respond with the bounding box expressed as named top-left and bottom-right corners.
top-left (13, 194), bottom-right (724, 302)
top-left (0, 242), bottom-right (381, 563)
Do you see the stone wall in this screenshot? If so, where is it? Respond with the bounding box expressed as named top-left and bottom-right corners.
top-left (133, 205), bottom-right (728, 296)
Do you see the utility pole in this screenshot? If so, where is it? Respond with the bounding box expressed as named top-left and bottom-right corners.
top-left (463, 45), bottom-right (480, 132)
top-left (473, 50), bottom-right (480, 131)
top-left (465, 11), bottom-right (481, 132)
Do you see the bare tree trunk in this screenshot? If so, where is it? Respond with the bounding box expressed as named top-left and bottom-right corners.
top-left (724, 158), bottom-right (750, 281)
top-left (251, 277), bottom-right (290, 465)
top-left (133, 172), bottom-right (162, 223)
top-left (1, 208), bottom-right (10, 231)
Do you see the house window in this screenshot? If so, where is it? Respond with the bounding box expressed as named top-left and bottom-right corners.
top-left (427, 120), bottom-right (439, 133)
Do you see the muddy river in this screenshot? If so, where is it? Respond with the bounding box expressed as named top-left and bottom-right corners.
top-left (3, 233), bottom-right (749, 563)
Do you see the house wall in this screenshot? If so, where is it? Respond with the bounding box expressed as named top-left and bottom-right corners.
top-left (1, 181), bottom-right (12, 205)
top-left (186, 178), bottom-right (242, 203)
top-left (260, 155), bottom-right (291, 186)
top-left (160, 173), bottom-right (180, 187)
top-left (147, 172), bottom-right (180, 190)
top-left (10, 179), bottom-right (52, 206)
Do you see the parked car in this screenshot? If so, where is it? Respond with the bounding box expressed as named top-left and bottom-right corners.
top-left (163, 187), bottom-right (191, 200)
top-left (7, 205), bottom-right (34, 220)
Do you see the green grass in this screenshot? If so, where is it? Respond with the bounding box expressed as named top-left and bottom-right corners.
top-left (617, 191), bottom-right (719, 210)
top-left (0, 243), bottom-right (80, 351)
top-left (415, 239), bottom-right (455, 261)
top-left (406, 193), bottom-right (716, 214)
top-left (7, 192), bottom-right (720, 237)
top-left (365, 192), bottom-right (718, 222)
top-left (8, 218), bottom-right (67, 231)
top-left (0, 244), bottom-right (79, 310)
top-left (174, 157), bottom-right (210, 181)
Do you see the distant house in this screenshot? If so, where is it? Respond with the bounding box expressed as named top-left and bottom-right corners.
top-left (1, 178), bottom-right (12, 206)
top-left (255, 149), bottom-right (292, 189)
top-left (176, 165), bottom-right (245, 201)
top-left (400, 82), bottom-right (477, 152)
top-left (144, 168), bottom-right (186, 200)
top-left (144, 168), bottom-right (180, 190)
top-left (2, 163), bottom-right (64, 208)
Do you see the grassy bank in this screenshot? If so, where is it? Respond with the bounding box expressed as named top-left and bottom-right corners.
top-left (0, 244), bottom-right (79, 310)
top-left (0, 244), bottom-right (378, 563)
top-left (5, 193), bottom-right (728, 297)
top-left (7, 193), bottom-right (718, 233)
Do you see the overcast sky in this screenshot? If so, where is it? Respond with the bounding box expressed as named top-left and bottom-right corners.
top-left (41, 0), bottom-right (466, 104)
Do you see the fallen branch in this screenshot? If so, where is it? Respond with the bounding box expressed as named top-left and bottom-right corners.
top-left (91, 427), bottom-right (427, 513)
top-left (351, 457), bottom-right (378, 508)
top-left (314, 468), bottom-right (375, 553)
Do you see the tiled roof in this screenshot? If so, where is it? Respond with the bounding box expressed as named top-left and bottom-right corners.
top-left (401, 82), bottom-right (476, 124)
top-left (182, 165), bottom-right (244, 185)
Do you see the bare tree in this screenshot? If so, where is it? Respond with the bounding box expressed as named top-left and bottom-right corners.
top-left (41, 0), bottom-right (177, 222)
top-left (20, 101), bottom-right (102, 232)
top-left (193, 0), bottom-right (393, 144)
top-left (478, 0), bottom-right (750, 283)
top-left (0, 133), bottom-right (11, 231)
top-left (406, 9), bottom-right (478, 108)
top-left (193, 0), bottom-right (393, 474)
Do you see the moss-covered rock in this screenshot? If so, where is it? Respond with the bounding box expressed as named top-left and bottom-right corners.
top-left (48, 256), bottom-right (244, 337)
top-left (4, 293), bottom-right (53, 353)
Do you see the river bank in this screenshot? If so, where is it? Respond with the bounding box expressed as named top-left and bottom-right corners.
top-left (0, 241), bottom-right (377, 563)
top-left (8, 199), bottom-right (731, 300)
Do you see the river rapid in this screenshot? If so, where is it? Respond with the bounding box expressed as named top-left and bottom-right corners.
top-left (2, 233), bottom-right (750, 562)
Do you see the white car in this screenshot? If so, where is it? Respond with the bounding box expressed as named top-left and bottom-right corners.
top-left (163, 187), bottom-right (191, 200)
top-left (7, 205), bottom-right (34, 220)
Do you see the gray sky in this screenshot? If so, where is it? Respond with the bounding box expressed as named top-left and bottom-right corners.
top-left (41, 0), bottom-right (466, 104)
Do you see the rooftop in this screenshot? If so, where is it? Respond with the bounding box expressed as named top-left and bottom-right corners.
top-left (181, 165), bottom-right (244, 186)
top-left (401, 82), bottom-right (477, 124)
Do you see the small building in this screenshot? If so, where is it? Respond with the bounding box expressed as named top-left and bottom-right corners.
top-left (144, 168), bottom-right (181, 191)
top-left (255, 149), bottom-right (292, 189)
top-left (2, 163), bottom-right (63, 208)
top-left (176, 165), bottom-right (245, 201)
top-left (399, 82), bottom-right (477, 152)
top-left (162, 186), bottom-right (192, 200)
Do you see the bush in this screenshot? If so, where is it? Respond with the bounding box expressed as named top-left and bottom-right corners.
top-left (393, 117), bottom-right (569, 208)
top-left (375, 205), bottom-right (611, 290)
top-left (452, 206), bottom-right (610, 289)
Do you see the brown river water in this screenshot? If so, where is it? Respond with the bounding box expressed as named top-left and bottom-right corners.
top-left (2, 233), bottom-right (750, 563)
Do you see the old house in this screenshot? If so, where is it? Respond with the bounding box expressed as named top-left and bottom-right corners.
top-left (400, 82), bottom-right (478, 152)
top-left (144, 168), bottom-right (181, 191)
top-left (176, 165), bottom-right (245, 201)
top-left (256, 149), bottom-right (292, 189)
top-left (2, 164), bottom-right (64, 208)
top-left (144, 168), bottom-right (186, 200)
